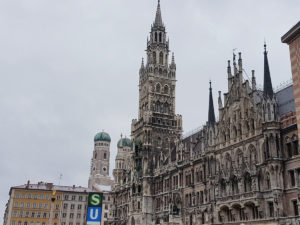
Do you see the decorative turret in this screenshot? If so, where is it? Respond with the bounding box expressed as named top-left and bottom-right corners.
top-left (252, 70), bottom-right (256, 90)
top-left (227, 60), bottom-right (232, 90)
top-left (233, 53), bottom-right (238, 75)
top-left (170, 52), bottom-right (176, 70)
top-left (208, 81), bottom-right (216, 124)
top-left (263, 43), bottom-right (274, 98)
top-left (238, 52), bottom-right (243, 85)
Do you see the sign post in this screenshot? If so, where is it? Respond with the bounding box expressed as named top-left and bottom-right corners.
top-left (86, 192), bottom-right (103, 225)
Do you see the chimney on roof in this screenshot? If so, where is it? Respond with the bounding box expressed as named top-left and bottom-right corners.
top-left (26, 180), bottom-right (30, 188)
top-left (72, 185), bottom-right (75, 189)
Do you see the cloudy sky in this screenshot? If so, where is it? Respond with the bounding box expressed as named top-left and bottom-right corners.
top-left (0, 0), bottom-right (299, 220)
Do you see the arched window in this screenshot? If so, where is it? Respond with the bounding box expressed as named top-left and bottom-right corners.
top-left (163, 102), bottom-right (169, 113)
top-left (159, 32), bottom-right (162, 42)
top-left (244, 173), bottom-right (252, 192)
top-left (94, 153), bottom-right (97, 159)
top-left (104, 152), bottom-right (107, 159)
top-left (155, 32), bottom-right (157, 42)
top-left (164, 85), bottom-right (169, 94)
top-left (156, 83), bottom-right (161, 93)
top-left (232, 176), bottom-right (239, 195)
top-left (159, 52), bottom-right (163, 65)
top-left (266, 173), bottom-right (271, 190)
top-left (158, 137), bottom-right (162, 146)
top-left (267, 103), bottom-right (271, 120)
top-left (153, 52), bottom-right (156, 64)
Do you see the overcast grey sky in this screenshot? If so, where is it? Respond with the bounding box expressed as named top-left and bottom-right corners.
top-left (0, 0), bottom-right (299, 221)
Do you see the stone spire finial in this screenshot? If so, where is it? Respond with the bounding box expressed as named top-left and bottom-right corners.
top-left (218, 91), bottom-right (223, 109)
top-left (154, 0), bottom-right (163, 27)
top-left (208, 81), bottom-right (216, 124)
top-left (263, 42), bottom-right (274, 98)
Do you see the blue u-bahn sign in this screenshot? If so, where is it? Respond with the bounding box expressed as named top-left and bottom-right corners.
top-left (86, 192), bottom-right (103, 225)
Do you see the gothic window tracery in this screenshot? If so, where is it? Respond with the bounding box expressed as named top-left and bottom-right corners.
top-left (153, 52), bottom-right (157, 64)
top-left (159, 52), bottom-right (163, 65)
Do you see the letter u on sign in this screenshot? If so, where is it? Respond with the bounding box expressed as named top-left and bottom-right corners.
top-left (87, 207), bottom-right (102, 223)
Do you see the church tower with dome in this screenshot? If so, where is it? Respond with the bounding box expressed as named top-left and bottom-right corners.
top-left (88, 131), bottom-right (114, 191)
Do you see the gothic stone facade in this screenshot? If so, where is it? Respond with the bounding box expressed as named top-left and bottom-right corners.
top-left (106, 2), bottom-right (300, 225)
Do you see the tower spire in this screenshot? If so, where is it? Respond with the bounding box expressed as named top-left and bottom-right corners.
top-left (154, 0), bottom-right (163, 27)
top-left (208, 81), bottom-right (216, 124)
top-left (263, 42), bottom-right (274, 98)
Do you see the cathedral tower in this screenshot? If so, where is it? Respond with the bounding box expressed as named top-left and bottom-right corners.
top-left (88, 131), bottom-right (113, 191)
top-left (129, 1), bottom-right (182, 224)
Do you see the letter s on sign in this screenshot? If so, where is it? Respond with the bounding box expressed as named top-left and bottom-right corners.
top-left (91, 194), bottom-right (100, 206)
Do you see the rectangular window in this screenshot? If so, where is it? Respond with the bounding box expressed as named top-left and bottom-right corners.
top-left (39, 203), bottom-right (42, 208)
top-left (292, 200), bottom-right (299, 216)
top-left (104, 213), bottom-right (107, 218)
top-left (65, 195), bottom-right (69, 200)
top-left (33, 203), bottom-right (36, 208)
top-left (77, 204), bottom-right (82, 210)
top-left (15, 193), bottom-right (19, 198)
top-left (56, 195), bottom-right (61, 200)
top-left (25, 211), bottom-right (29, 217)
top-left (55, 213), bottom-right (58, 219)
top-left (72, 195), bottom-right (76, 201)
top-left (289, 170), bottom-right (295, 187)
top-left (55, 204), bottom-right (59, 210)
top-left (34, 194), bottom-right (38, 199)
top-left (70, 213), bottom-right (74, 218)
top-left (12, 221), bottom-right (16, 225)
top-left (79, 196), bottom-right (82, 201)
top-left (13, 211), bottom-right (17, 217)
top-left (22, 194), bottom-right (26, 199)
top-left (44, 204), bottom-right (48, 209)
top-left (63, 213), bottom-right (66, 218)
top-left (31, 212), bottom-right (35, 218)
top-left (37, 212), bottom-right (41, 218)
top-left (46, 195), bottom-right (49, 200)
top-left (19, 211), bottom-right (23, 217)
top-left (27, 194), bottom-right (31, 199)
top-left (14, 202), bottom-right (18, 207)
top-left (43, 213), bottom-right (47, 218)
top-left (40, 194), bottom-right (44, 200)
top-left (26, 203), bottom-right (30, 208)
top-left (20, 202), bottom-right (24, 208)
top-left (63, 203), bottom-right (68, 209)
top-left (71, 204), bottom-right (75, 209)
top-left (77, 213), bottom-right (81, 218)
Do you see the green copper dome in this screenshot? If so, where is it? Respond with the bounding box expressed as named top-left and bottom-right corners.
top-left (117, 137), bottom-right (132, 148)
top-left (94, 131), bottom-right (111, 142)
